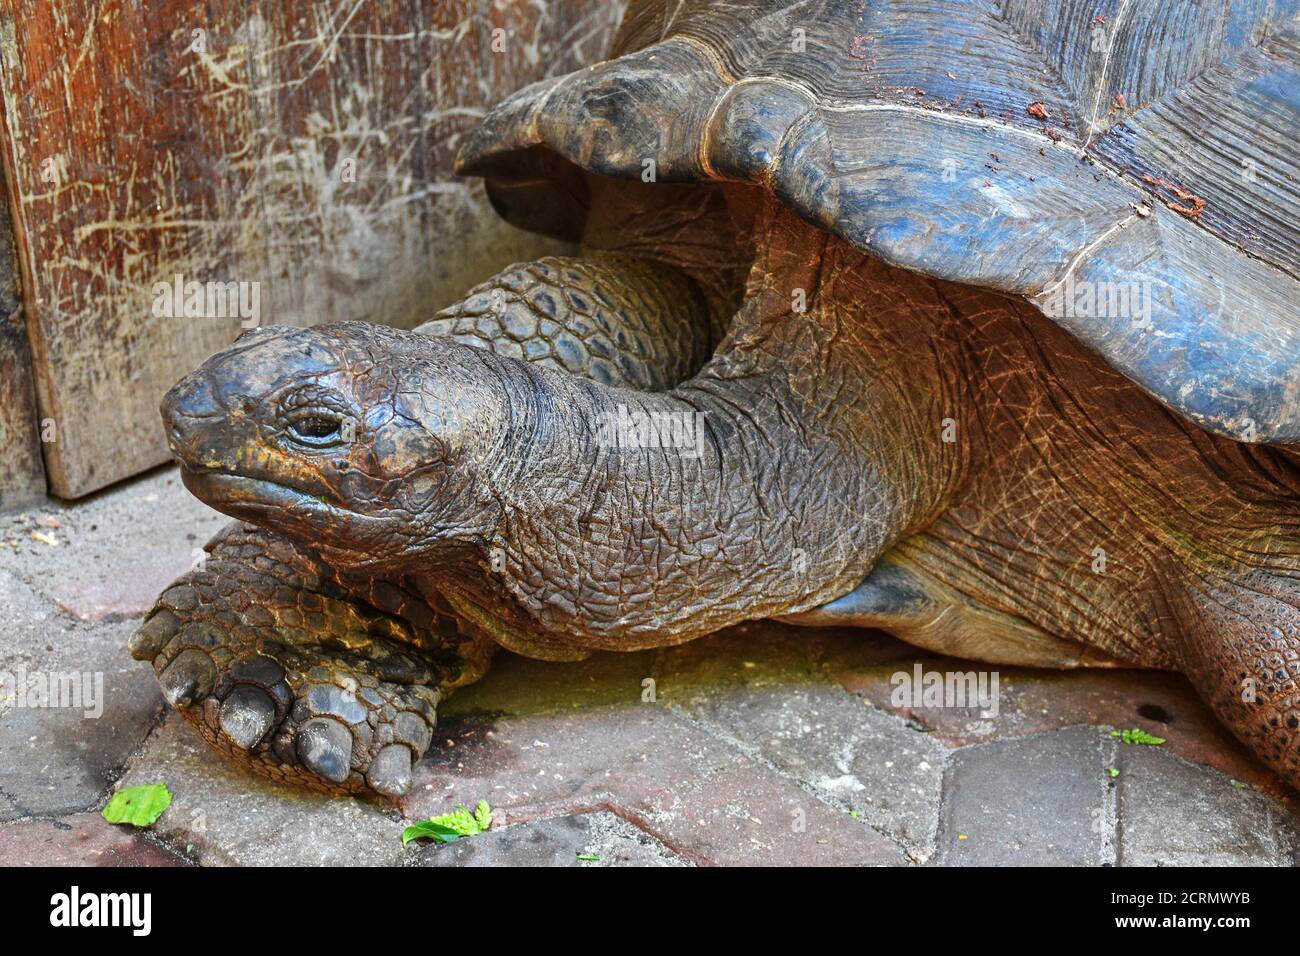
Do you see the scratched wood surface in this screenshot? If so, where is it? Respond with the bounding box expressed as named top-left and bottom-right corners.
top-left (0, 0), bottom-right (624, 499)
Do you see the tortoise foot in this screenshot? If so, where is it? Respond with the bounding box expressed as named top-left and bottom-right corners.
top-left (129, 522), bottom-right (475, 796)
top-left (135, 609), bottom-right (437, 795)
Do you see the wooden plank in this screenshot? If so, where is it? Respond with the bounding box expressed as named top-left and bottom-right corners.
top-left (0, 0), bottom-right (623, 499)
top-left (0, 165), bottom-right (43, 508)
top-left (0, 0), bottom-right (268, 499)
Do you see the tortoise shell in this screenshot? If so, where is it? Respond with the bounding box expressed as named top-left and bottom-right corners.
top-left (459, 0), bottom-right (1300, 446)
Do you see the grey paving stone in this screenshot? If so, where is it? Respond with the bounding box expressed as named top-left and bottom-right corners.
top-left (0, 467), bottom-right (227, 621)
top-left (116, 715), bottom-right (407, 866)
top-left (1116, 744), bottom-right (1296, 866)
top-left (0, 569), bottom-right (164, 820)
top-left (936, 726), bottom-right (1114, 865)
top-left (658, 627), bottom-right (945, 861)
top-left (416, 811), bottom-right (688, 867)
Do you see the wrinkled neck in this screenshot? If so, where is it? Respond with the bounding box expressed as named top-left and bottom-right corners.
top-left (444, 222), bottom-right (962, 647)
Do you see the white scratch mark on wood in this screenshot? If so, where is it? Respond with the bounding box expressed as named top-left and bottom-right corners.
top-left (281, 0), bottom-right (369, 92)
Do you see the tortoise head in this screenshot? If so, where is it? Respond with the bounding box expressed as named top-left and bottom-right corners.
top-left (162, 323), bottom-right (509, 571)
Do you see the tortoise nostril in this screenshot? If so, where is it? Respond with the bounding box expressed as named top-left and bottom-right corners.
top-left (164, 370), bottom-right (221, 420)
top-left (160, 370), bottom-right (226, 458)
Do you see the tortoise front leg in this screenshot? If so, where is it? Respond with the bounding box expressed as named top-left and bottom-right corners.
top-left (129, 522), bottom-right (493, 796)
top-left (417, 252), bottom-right (718, 390)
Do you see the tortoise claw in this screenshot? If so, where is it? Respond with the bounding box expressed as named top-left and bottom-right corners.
top-left (366, 744), bottom-right (413, 796)
top-left (296, 718), bottom-right (354, 784)
top-left (218, 684), bottom-right (278, 749)
top-left (128, 609), bottom-right (181, 661)
top-left (158, 648), bottom-right (216, 707)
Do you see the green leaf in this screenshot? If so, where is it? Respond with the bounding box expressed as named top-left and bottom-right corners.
top-left (576, 853), bottom-right (600, 862)
top-left (402, 800), bottom-right (494, 848)
top-left (1107, 767), bottom-right (1120, 778)
top-left (401, 821), bottom-right (465, 847)
top-left (1109, 728), bottom-right (1165, 746)
top-left (102, 784), bottom-right (172, 827)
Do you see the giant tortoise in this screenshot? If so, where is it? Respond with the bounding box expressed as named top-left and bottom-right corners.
top-left (130, 0), bottom-right (1300, 799)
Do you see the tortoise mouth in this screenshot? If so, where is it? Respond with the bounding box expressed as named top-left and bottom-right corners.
top-left (179, 466), bottom-right (357, 524)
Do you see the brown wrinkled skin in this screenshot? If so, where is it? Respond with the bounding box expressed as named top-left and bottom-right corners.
top-left (132, 182), bottom-right (1300, 798)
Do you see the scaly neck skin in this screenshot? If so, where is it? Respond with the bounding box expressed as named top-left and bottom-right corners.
top-left (432, 203), bottom-right (967, 649)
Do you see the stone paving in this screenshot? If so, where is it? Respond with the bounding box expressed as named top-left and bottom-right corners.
top-left (1, 467), bottom-right (1297, 866)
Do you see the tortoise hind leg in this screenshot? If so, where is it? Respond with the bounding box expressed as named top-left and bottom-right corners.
top-left (1174, 572), bottom-right (1300, 790)
top-left (782, 547), bottom-right (1129, 668)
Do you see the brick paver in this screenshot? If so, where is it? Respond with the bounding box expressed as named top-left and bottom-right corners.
top-left (833, 649), bottom-right (1290, 800)
top-left (404, 704), bottom-right (905, 866)
top-left (0, 469), bottom-right (226, 621)
top-left (0, 813), bottom-right (188, 866)
top-left (936, 726), bottom-right (1116, 865)
top-left (656, 627), bottom-right (946, 861)
top-left (1116, 745), bottom-right (1298, 866)
top-left (0, 570), bottom-right (164, 820)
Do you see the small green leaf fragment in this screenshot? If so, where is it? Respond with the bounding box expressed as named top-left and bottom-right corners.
top-left (1109, 728), bottom-right (1165, 746)
top-left (576, 853), bottom-right (600, 861)
top-left (402, 800), bottom-right (494, 847)
top-left (102, 784), bottom-right (172, 827)
top-left (1106, 767), bottom-right (1120, 778)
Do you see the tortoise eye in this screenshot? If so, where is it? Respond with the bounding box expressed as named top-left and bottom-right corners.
top-left (287, 414), bottom-right (346, 447)
top-left (279, 384), bottom-right (355, 449)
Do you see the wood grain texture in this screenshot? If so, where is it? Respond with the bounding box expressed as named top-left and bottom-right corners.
top-left (0, 0), bottom-right (624, 498)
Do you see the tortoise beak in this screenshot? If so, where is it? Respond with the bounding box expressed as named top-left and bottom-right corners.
top-left (161, 369), bottom-right (225, 464)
